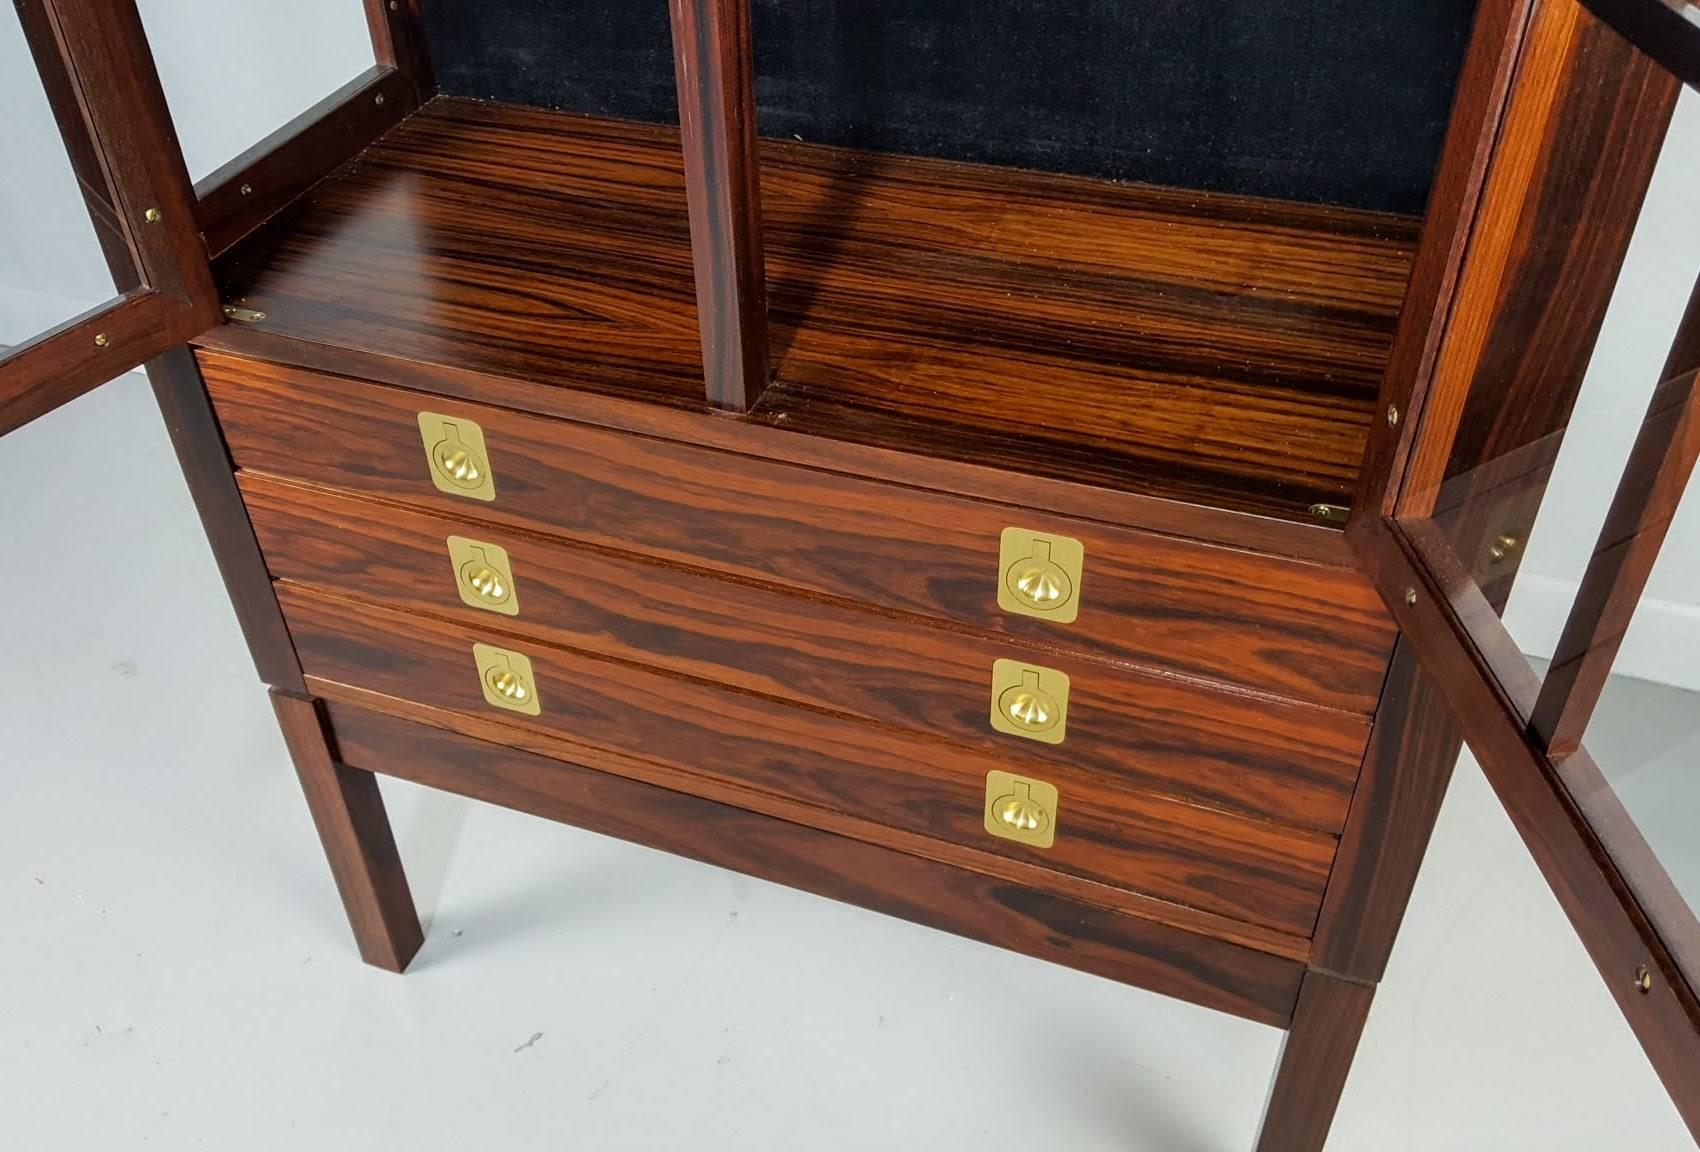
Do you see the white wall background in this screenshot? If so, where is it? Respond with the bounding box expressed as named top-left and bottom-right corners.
top-left (1505, 88), bottom-right (1700, 691)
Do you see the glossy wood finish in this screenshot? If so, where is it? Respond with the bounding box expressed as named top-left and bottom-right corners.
top-left (1311, 641), bottom-right (1462, 981)
top-left (322, 697), bottom-right (1307, 1024)
top-left (241, 475), bottom-right (1370, 831)
top-left (1580, 0), bottom-right (1700, 86)
top-left (1252, 969), bottom-right (1377, 1152)
top-left (202, 353), bottom-right (1396, 714)
top-left (273, 690), bottom-right (422, 972)
top-left (1, 0), bottom-right (217, 436)
top-left (667, 0), bottom-right (769, 409)
top-left (195, 67), bottom-right (417, 259)
top-left (280, 584), bottom-right (1338, 939)
top-left (146, 348), bottom-right (303, 690)
top-left (364, 0), bottom-right (433, 103)
top-left (1350, 0), bottom-right (1537, 522)
top-left (1400, 0), bottom-right (1678, 519)
top-left (1356, 515), bottom-right (1700, 1141)
top-left (209, 97), bottom-right (1418, 527)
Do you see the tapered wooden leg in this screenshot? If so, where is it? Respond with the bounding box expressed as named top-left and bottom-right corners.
top-left (1253, 969), bottom-right (1376, 1152)
top-left (272, 689), bottom-right (424, 972)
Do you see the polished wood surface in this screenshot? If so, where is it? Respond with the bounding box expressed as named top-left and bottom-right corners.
top-left (1311, 641), bottom-right (1463, 980)
top-left (242, 475), bottom-right (1370, 831)
top-left (273, 689), bottom-right (422, 972)
top-left (321, 697), bottom-right (1308, 1024)
top-left (203, 353), bottom-right (1396, 714)
top-left (1252, 969), bottom-right (1377, 1152)
top-left (281, 584), bottom-right (1338, 938)
top-left (667, 0), bottom-right (769, 409)
top-left (1580, 0), bottom-right (1700, 87)
top-left (211, 97), bottom-right (1418, 524)
top-left (147, 348), bottom-right (303, 690)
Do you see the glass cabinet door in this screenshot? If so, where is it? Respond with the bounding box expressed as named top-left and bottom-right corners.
top-left (0, 0), bottom-right (216, 436)
top-left (1368, 0), bottom-right (1700, 1136)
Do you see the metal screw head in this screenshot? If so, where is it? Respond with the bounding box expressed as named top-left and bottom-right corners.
top-left (1387, 404), bottom-right (1400, 427)
top-left (1404, 587), bottom-right (1418, 606)
top-left (1636, 965), bottom-right (1654, 993)
top-left (389, 0), bottom-right (399, 8)
top-left (374, 93), bottom-right (386, 107)
top-left (239, 183), bottom-right (253, 196)
top-left (94, 333), bottom-right (109, 348)
top-left (143, 207), bottom-right (162, 224)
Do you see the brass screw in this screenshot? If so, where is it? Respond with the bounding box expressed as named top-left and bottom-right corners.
top-left (374, 93), bottom-right (386, 107)
top-left (1635, 965), bottom-right (1654, 994)
top-left (1387, 404), bottom-right (1400, 427)
top-left (143, 207), bottom-right (162, 223)
top-left (94, 333), bottom-right (109, 348)
top-left (1404, 587), bottom-right (1417, 606)
top-left (239, 183), bottom-right (253, 196)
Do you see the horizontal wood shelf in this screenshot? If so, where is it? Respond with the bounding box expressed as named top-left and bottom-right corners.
top-left (215, 97), bottom-right (1419, 524)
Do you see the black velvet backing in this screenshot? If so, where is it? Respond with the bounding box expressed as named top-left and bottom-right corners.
top-left (421, 1), bottom-right (1478, 214)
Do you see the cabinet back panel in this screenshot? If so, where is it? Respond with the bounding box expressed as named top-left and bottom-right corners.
top-left (420, 0), bottom-right (1478, 213)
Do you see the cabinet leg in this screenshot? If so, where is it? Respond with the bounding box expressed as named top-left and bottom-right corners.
top-left (273, 690), bottom-right (424, 972)
top-left (1253, 968), bottom-right (1376, 1152)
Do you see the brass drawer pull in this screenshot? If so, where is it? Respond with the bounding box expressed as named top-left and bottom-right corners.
top-left (989, 659), bottom-right (1069, 744)
top-left (997, 528), bottom-right (1084, 622)
top-left (418, 412), bottom-right (497, 501)
top-left (984, 770), bottom-right (1058, 848)
top-left (447, 536), bottom-right (520, 616)
top-left (472, 643), bottom-right (540, 715)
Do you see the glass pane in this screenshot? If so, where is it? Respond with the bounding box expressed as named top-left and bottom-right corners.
top-left (0, 5), bottom-right (122, 351)
top-left (1582, 469), bottom-right (1700, 917)
top-left (137, 0), bottom-right (375, 184)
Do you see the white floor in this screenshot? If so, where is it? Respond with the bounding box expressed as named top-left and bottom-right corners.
top-left (0, 375), bottom-right (1692, 1150)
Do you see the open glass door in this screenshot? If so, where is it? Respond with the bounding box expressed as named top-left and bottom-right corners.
top-left (1354, 0), bottom-right (1700, 1136)
top-left (0, 0), bottom-right (217, 435)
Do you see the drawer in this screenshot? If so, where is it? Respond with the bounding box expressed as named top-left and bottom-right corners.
top-left (278, 584), bottom-right (1337, 939)
top-left (202, 350), bottom-right (1396, 714)
top-left (244, 475), bottom-right (1367, 831)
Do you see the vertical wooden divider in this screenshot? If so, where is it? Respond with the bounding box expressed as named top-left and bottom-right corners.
top-left (668, 0), bottom-right (772, 411)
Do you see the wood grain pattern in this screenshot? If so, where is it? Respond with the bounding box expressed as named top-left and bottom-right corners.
top-left (279, 584), bottom-right (1338, 939)
top-left (202, 353), bottom-right (1396, 714)
top-left (273, 689), bottom-right (421, 972)
top-left (1580, 0), bottom-right (1700, 87)
top-left (209, 97), bottom-right (1418, 525)
top-left (1252, 969), bottom-right (1377, 1152)
top-left (1350, 0), bottom-right (1537, 521)
top-left (667, 0), bottom-right (770, 409)
top-left (1310, 641), bottom-right (1463, 980)
top-left (1401, 0), bottom-right (1679, 517)
top-left (320, 696), bottom-right (1307, 1025)
top-left (146, 348), bottom-right (303, 690)
top-left (241, 475), bottom-right (1370, 831)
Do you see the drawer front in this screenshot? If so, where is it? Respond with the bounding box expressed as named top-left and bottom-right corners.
top-left (244, 476), bottom-right (1366, 831)
top-left (202, 351), bottom-right (1396, 714)
top-left (278, 584), bottom-right (1337, 938)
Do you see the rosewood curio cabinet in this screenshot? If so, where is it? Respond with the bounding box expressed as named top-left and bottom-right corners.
top-left (3, 1), bottom-right (1698, 1147)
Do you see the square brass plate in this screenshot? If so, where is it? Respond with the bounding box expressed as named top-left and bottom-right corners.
top-left (418, 412), bottom-right (497, 501)
top-left (988, 659), bottom-right (1069, 744)
top-left (997, 528), bottom-right (1084, 623)
top-left (472, 643), bottom-right (541, 715)
top-left (984, 770), bottom-right (1059, 849)
top-left (447, 536), bottom-right (521, 616)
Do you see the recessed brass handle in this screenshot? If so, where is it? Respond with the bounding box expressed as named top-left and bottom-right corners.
top-left (997, 528), bottom-right (1084, 623)
top-left (472, 643), bottom-right (540, 715)
top-left (988, 660), bottom-right (1069, 744)
top-left (418, 412), bottom-right (497, 501)
top-left (447, 536), bottom-right (520, 616)
top-left (984, 770), bottom-right (1058, 848)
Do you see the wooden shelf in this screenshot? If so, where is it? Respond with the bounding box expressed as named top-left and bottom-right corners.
top-left (215, 97), bottom-right (1419, 524)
